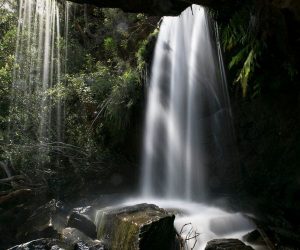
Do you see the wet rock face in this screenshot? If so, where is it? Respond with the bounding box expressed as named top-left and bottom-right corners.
top-left (67, 211), bottom-right (97, 239)
top-left (95, 203), bottom-right (178, 250)
top-left (205, 239), bottom-right (254, 250)
top-left (242, 230), bottom-right (265, 245)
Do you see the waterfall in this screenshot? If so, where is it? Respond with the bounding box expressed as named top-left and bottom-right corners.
top-left (12, 0), bottom-right (69, 162)
top-left (141, 6), bottom-right (235, 201)
top-left (126, 6), bottom-right (256, 250)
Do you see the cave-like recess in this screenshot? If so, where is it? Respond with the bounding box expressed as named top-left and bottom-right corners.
top-left (67, 0), bottom-right (238, 16)
top-left (67, 0), bottom-right (300, 20)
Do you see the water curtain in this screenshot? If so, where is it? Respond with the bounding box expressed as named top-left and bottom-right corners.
top-left (141, 6), bottom-right (235, 201)
top-left (11, 0), bottom-right (70, 164)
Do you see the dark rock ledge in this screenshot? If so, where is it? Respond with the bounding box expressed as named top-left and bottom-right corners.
top-left (66, 0), bottom-right (300, 21)
top-left (66, 0), bottom-right (237, 16)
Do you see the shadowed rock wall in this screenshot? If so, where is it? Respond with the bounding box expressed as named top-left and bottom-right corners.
top-left (66, 0), bottom-right (237, 16)
top-left (66, 0), bottom-right (300, 20)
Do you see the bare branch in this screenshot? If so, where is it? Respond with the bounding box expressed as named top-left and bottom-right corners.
top-left (179, 222), bottom-right (200, 250)
top-left (0, 175), bottom-right (26, 184)
top-left (0, 161), bottom-right (11, 177)
top-left (180, 223), bottom-right (192, 234)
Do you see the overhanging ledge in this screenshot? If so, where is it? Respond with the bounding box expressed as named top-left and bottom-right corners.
top-left (66, 0), bottom-right (236, 16)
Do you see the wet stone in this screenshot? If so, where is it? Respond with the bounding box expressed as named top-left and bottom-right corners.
top-left (95, 203), bottom-right (178, 250)
top-left (8, 238), bottom-right (69, 250)
top-left (205, 239), bottom-right (254, 250)
top-left (67, 211), bottom-right (97, 239)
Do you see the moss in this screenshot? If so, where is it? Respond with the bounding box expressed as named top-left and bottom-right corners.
top-left (95, 204), bottom-right (176, 250)
top-left (112, 214), bottom-right (140, 250)
top-left (136, 29), bottom-right (159, 72)
top-left (95, 209), bottom-right (106, 240)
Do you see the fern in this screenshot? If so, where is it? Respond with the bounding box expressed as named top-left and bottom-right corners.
top-left (220, 4), bottom-right (263, 97)
top-left (229, 45), bottom-right (250, 69)
top-left (235, 50), bottom-right (255, 96)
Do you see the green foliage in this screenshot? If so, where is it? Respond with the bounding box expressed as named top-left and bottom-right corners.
top-left (105, 69), bottom-right (140, 130)
top-left (104, 37), bottom-right (117, 54)
top-left (0, 1), bottom-right (16, 139)
top-left (220, 1), bottom-right (298, 96)
top-left (220, 5), bottom-right (261, 96)
top-left (0, 2), bottom-right (157, 195)
top-left (229, 55), bottom-right (257, 96)
top-left (0, 55), bottom-right (14, 125)
top-left (233, 48), bottom-right (256, 96)
top-left (61, 62), bottom-right (141, 144)
top-left (136, 29), bottom-right (158, 72)
top-left (0, 1), bottom-right (17, 37)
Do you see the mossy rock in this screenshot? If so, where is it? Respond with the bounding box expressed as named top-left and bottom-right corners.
top-left (95, 203), bottom-right (178, 250)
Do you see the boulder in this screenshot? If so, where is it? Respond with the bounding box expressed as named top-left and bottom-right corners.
top-left (95, 203), bottom-right (178, 250)
top-left (242, 230), bottom-right (265, 245)
top-left (72, 206), bottom-right (94, 220)
top-left (205, 239), bottom-right (254, 250)
top-left (16, 199), bottom-right (68, 241)
top-left (75, 240), bottom-right (105, 250)
top-left (62, 227), bottom-right (93, 245)
top-left (8, 238), bottom-right (70, 250)
top-left (62, 227), bottom-right (105, 249)
top-left (67, 209), bottom-right (97, 238)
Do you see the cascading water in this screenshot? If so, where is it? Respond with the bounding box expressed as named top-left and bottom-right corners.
top-left (13, 2), bottom-right (256, 249)
top-left (126, 5), bottom-right (255, 250)
top-left (141, 6), bottom-right (236, 201)
top-left (12, 0), bottom-right (69, 163)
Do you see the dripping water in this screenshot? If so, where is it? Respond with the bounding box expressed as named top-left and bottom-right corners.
top-left (11, 0), bottom-right (69, 165)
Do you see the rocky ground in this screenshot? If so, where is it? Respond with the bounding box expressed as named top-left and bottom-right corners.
top-left (0, 190), bottom-right (275, 250)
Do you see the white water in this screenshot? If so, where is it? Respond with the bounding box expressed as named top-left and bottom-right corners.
top-left (141, 6), bottom-right (236, 201)
top-left (124, 198), bottom-right (255, 250)
top-left (138, 5), bottom-right (256, 249)
top-left (13, 0), bottom-right (69, 156)
top-left (14, 2), bottom-right (256, 249)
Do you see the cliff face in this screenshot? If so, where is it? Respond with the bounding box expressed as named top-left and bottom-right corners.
top-left (231, 88), bottom-right (300, 244)
top-left (67, 0), bottom-right (189, 15)
top-left (67, 0), bottom-right (300, 20)
top-left (66, 0), bottom-right (237, 16)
